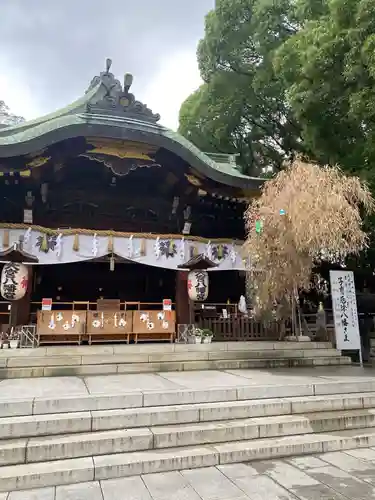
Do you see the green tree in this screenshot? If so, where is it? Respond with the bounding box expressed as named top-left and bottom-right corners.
top-left (274, 0), bottom-right (375, 181)
top-left (178, 0), bottom-right (305, 175)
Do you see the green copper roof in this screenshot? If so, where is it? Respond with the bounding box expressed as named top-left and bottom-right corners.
top-left (0, 59), bottom-right (265, 190)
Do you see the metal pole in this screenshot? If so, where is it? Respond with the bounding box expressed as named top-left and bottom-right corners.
top-left (359, 347), bottom-right (364, 368)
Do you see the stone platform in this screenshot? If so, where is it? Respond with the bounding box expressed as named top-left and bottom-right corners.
top-left (0, 341), bottom-right (350, 378)
top-left (0, 366), bottom-right (374, 493)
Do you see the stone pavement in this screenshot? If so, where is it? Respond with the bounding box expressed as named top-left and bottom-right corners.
top-left (4, 449), bottom-right (375, 499)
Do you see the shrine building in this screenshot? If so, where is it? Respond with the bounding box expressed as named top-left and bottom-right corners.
top-left (0, 59), bottom-right (266, 345)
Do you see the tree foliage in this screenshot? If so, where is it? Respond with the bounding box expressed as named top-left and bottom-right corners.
top-left (243, 159), bottom-right (375, 315)
top-left (178, 0), bottom-right (305, 175)
top-left (0, 101), bottom-right (25, 127)
top-left (274, 0), bottom-right (375, 181)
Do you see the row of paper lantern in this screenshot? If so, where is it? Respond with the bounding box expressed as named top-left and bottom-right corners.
top-left (0, 264), bottom-right (210, 303)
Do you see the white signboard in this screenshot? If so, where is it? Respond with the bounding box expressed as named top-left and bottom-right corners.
top-left (330, 270), bottom-right (360, 350)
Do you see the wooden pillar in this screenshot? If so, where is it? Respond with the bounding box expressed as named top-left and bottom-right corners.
top-left (10, 266), bottom-right (33, 327)
top-left (175, 271), bottom-right (191, 325)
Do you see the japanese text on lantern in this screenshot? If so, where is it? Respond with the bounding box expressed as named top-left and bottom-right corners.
top-left (329, 270), bottom-right (360, 350)
top-left (2, 263), bottom-right (20, 300)
top-left (195, 271), bottom-right (207, 301)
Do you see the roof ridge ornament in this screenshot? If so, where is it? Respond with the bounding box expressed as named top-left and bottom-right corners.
top-left (86, 59), bottom-right (160, 123)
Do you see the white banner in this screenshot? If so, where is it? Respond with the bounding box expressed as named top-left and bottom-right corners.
top-left (330, 270), bottom-right (360, 350)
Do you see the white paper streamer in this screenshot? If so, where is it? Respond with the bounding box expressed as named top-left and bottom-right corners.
top-left (206, 240), bottom-right (212, 260)
top-left (23, 228), bottom-right (32, 245)
top-left (56, 233), bottom-right (63, 258)
top-left (154, 237), bottom-right (161, 259)
top-left (92, 233), bottom-right (98, 257)
top-left (179, 237), bottom-right (185, 260)
top-left (128, 235), bottom-right (134, 258)
top-left (230, 244), bottom-right (237, 264)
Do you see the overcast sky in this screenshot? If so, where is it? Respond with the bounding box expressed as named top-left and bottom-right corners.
top-left (0, 0), bottom-right (214, 130)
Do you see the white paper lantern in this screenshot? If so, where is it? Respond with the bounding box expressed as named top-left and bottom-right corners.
top-left (0, 263), bottom-right (29, 301)
top-left (188, 270), bottom-right (209, 301)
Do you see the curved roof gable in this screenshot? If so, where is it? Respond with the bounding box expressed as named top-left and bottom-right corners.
top-left (0, 59), bottom-right (265, 190)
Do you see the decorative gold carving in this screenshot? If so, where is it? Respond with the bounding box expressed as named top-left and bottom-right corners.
top-left (86, 139), bottom-right (159, 161)
top-left (27, 156), bottom-right (51, 168)
top-left (185, 174), bottom-right (202, 187)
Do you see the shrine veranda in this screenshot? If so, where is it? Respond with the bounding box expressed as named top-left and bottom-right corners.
top-left (0, 60), bottom-right (268, 346)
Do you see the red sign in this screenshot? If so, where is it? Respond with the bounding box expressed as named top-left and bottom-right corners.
top-left (163, 299), bottom-right (172, 311)
top-left (42, 298), bottom-right (52, 311)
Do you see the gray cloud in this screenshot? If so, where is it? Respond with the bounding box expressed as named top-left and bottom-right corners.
top-left (0, 0), bottom-right (213, 116)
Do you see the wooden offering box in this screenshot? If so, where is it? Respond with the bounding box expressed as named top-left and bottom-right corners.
top-left (132, 310), bottom-right (175, 343)
top-left (86, 310), bottom-right (133, 344)
top-left (37, 310), bottom-right (86, 345)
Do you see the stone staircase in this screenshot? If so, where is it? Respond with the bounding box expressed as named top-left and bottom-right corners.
top-left (1, 373), bottom-right (375, 492)
top-left (0, 341), bottom-right (350, 378)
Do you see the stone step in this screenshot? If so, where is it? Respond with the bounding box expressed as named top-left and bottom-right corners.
top-left (1, 379), bottom-right (375, 419)
top-left (3, 389), bottom-right (375, 439)
top-left (0, 342), bottom-right (334, 359)
top-left (0, 355), bottom-right (351, 378)
top-left (2, 348), bottom-right (342, 367)
top-left (3, 407), bottom-right (375, 465)
top-left (2, 426), bottom-right (375, 492)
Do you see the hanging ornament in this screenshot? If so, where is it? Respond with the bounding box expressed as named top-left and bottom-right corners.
top-left (162, 320), bottom-right (169, 330)
top-left (56, 312), bottom-right (63, 322)
top-left (107, 235), bottom-right (114, 253)
top-left (2, 230), bottom-right (9, 249)
top-left (179, 238), bottom-right (185, 260)
top-left (39, 234), bottom-right (49, 253)
top-left (92, 319), bottom-right (101, 328)
top-left (190, 245), bottom-right (198, 259)
top-left (157, 312), bottom-right (165, 321)
top-left (73, 234), bottom-right (79, 252)
top-left (56, 233), bottom-right (63, 257)
top-left (218, 244), bottom-right (224, 260)
top-left (128, 235), bottom-right (134, 258)
top-left (147, 321), bottom-right (155, 330)
top-left (255, 219), bottom-right (263, 234)
top-left (63, 322), bottom-right (70, 331)
top-left (114, 313), bottom-right (118, 328)
top-left (154, 237), bottom-right (161, 259)
top-left (92, 233), bottom-right (99, 258)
